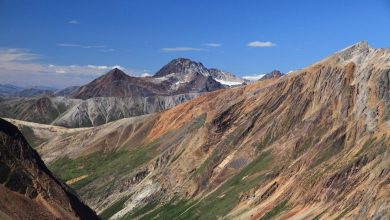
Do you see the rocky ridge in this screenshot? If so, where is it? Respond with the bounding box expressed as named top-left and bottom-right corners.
top-left (0, 118), bottom-right (98, 219)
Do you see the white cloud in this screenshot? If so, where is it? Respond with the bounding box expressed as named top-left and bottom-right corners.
top-left (57, 43), bottom-right (107, 49)
top-left (242, 74), bottom-right (265, 81)
top-left (162, 47), bottom-right (204, 52)
top-left (100, 48), bottom-right (115, 52)
top-left (0, 48), bottom-right (130, 87)
top-left (247, 41), bottom-right (276, 47)
top-left (83, 45), bottom-right (106, 49)
top-left (87, 65), bottom-right (108, 69)
top-left (57, 43), bottom-right (80, 47)
top-left (141, 72), bottom-right (151, 77)
top-left (204, 43), bottom-right (221, 47)
top-left (0, 48), bottom-right (41, 63)
top-left (112, 65), bottom-right (126, 70)
top-left (68, 20), bottom-right (79, 24)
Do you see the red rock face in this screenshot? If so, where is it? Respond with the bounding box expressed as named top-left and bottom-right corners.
top-left (0, 118), bottom-right (98, 220)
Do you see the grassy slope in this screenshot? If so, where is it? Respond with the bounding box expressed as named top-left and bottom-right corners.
top-left (49, 141), bottom-right (160, 191)
top-left (137, 152), bottom-right (274, 220)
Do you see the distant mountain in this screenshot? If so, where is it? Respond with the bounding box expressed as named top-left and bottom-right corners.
top-left (155, 58), bottom-right (246, 87)
top-left (15, 88), bottom-right (54, 97)
top-left (0, 118), bottom-right (98, 219)
top-left (0, 84), bottom-right (24, 96)
top-left (242, 70), bottom-right (284, 82)
top-left (1, 58), bottom-right (245, 127)
top-left (0, 84), bottom-right (57, 97)
top-left (0, 96), bottom-right (77, 125)
top-left (209, 68), bottom-right (247, 86)
top-left (260, 70), bottom-right (284, 80)
top-left (154, 58), bottom-right (209, 78)
top-left (54, 86), bottom-right (80, 96)
top-left (71, 59), bottom-right (231, 100)
top-left (71, 68), bottom-right (162, 99)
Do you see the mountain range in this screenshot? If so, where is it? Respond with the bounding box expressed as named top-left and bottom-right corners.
top-left (0, 84), bottom-right (57, 97)
top-left (0, 58), bottom-right (250, 127)
top-left (4, 41), bottom-right (390, 219)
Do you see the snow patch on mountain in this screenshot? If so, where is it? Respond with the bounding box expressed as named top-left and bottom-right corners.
top-left (214, 78), bottom-right (243, 86)
top-left (243, 74), bottom-right (265, 81)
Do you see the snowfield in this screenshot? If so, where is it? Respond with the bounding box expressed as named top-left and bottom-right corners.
top-left (214, 78), bottom-right (243, 86)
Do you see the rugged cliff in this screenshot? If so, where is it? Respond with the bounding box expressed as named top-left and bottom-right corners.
top-left (0, 118), bottom-right (98, 219)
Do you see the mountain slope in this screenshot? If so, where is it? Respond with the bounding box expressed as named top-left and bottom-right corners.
top-left (209, 68), bottom-right (247, 86)
top-left (71, 68), bottom-right (165, 99)
top-left (0, 96), bottom-right (78, 125)
top-left (52, 94), bottom-right (201, 127)
top-left (27, 41), bottom-right (390, 219)
top-left (0, 94), bottom-right (201, 128)
top-left (55, 86), bottom-right (80, 96)
top-left (0, 84), bottom-right (24, 96)
top-left (15, 88), bottom-right (54, 97)
top-left (0, 118), bottom-right (98, 219)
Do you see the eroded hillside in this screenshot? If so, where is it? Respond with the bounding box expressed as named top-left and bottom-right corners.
top-left (11, 42), bottom-right (390, 219)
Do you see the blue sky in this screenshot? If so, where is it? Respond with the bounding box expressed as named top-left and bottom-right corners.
top-left (0, 0), bottom-right (389, 88)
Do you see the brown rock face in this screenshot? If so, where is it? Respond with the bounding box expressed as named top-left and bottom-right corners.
top-left (0, 118), bottom-right (98, 220)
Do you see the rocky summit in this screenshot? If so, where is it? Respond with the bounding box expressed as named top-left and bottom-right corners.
top-left (8, 42), bottom-right (390, 219)
top-left (260, 70), bottom-right (284, 80)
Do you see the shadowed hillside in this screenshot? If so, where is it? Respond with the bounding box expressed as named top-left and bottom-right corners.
top-left (0, 118), bottom-right (99, 219)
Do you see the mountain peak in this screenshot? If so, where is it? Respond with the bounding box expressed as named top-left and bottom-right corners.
top-left (356, 40), bottom-right (369, 48)
top-left (153, 58), bottom-right (207, 77)
top-left (169, 57), bottom-right (201, 65)
top-left (339, 41), bottom-right (370, 53)
top-left (260, 70), bottom-right (284, 80)
top-left (334, 41), bottom-right (373, 63)
top-left (101, 68), bottom-right (129, 81)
